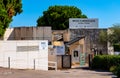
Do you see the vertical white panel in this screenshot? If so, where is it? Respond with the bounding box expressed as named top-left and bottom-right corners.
top-left (3, 41), bottom-right (16, 51)
top-left (35, 58), bottom-right (48, 70)
top-left (37, 40), bottom-right (48, 70)
top-left (0, 40), bottom-right (48, 70)
top-left (15, 52), bottom-right (28, 69)
top-left (0, 41), bottom-right (4, 67)
top-left (28, 52), bottom-right (38, 69)
top-left (16, 41), bottom-right (28, 46)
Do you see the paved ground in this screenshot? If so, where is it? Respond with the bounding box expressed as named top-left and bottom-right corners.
top-left (0, 67), bottom-right (113, 78)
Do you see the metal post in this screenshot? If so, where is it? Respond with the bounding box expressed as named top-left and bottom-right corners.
top-left (8, 57), bottom-right (10, 69)
top-left (34, 59), bottom-right (35, 70)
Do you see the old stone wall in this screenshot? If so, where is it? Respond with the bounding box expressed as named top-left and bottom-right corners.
top-left (3, 27), bottom-right (52, 42)
top-left (69, 29), bottom-right (108, 54)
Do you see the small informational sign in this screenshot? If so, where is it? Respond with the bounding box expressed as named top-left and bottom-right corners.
top-left (39, 41), bottom-right (48, 50)
top-left (80, 53), bottom-right (85, 66)
top-left (69, 18), bottom-right (98, 29)
top-left (55, 46), bottom-right (65, 55)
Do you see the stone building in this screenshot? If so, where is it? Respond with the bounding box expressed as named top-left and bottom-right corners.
top-left (52, 29), bottom-right (108, 54)
top-left (52, 30), bottom-right (85, 67)
top-left (69, 29), bottom-right (108, 55)
top-left (1, 26), bottom-right (108, 68)
top-left (52, 29), bottom-right (108, 66)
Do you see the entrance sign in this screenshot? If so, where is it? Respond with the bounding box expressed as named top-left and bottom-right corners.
top-left (69, 18), bottom-right (98, 29)
top-left (55, 46), bottom-right (65, 55)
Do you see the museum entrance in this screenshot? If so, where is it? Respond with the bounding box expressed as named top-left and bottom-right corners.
top-left (66, 36), bottom-right (87, 68)
top-left (71, 49), bottom-right (86, 68)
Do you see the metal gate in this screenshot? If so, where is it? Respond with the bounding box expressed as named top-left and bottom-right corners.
top-left (62, 55), bottom-right (71, 68)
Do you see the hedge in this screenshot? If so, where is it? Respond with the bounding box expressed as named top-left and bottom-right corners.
top-left (91, 55), bottom-right (120, 70)
top-left (114, 44), bottom-right (120, 52)
top-left (115, 65), bottom-right (120, 78)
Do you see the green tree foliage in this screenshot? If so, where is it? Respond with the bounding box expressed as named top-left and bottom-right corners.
top-left (37, 5), bottom-right (87, 30)
top-left (0, 0), bottom-right (22, 36)
top-left (99, 30), bottom-right (108, 45)
top-left (91, 55), bottom-right (120, 70)
top-left (108, 24), bottom-right (120, 45)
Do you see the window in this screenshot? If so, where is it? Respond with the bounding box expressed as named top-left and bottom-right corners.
top-left (74, 51), bottom-right (78, 57)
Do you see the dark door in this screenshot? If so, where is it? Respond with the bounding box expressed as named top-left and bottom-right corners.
top-left (62, 55), bottom-right (71, 68)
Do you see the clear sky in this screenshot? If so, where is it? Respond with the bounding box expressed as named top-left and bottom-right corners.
top-left (10, 0), bottom-right (120, 28)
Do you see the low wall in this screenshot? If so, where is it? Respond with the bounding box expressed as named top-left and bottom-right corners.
top-left (0, 40), bottom-right (48, 70)
top-left (57, 55), bottom-right (62, 69)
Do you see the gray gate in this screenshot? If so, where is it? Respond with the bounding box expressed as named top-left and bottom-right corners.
top-left (62, 55), bottom-right (71, 68)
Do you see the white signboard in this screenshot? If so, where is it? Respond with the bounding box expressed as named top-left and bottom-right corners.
top-left (39, 41), bottom-right (48, 50)
top-left (69, 18), bottom-right (98, 29)
top-left (55, 46), bottom-right (65, 55)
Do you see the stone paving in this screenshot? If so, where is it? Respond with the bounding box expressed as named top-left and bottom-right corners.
top-left (0, 67), bottom-right (113, 78)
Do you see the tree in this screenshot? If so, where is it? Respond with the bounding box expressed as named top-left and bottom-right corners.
top-left (0, 0), bottom-right (22, 36)
top-left (108, 24), bottom-right (120, 52)
top-left (108, 24), bottom-right (120, 45)
top-left (37, 5), bottom-right (87, 30)
top-left (99, 30), bottom-right (108, 45)
top-left (98, 30), bottom-right (108, 54)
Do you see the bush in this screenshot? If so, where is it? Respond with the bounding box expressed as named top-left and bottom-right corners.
top-left (109, 66), bottom-right (117, 73)
top-left (110, 65), bottom-right (120, 78)
top-left (114, 65), bottom-right (120, 78)
top-left (114, 44), bottom-right (120, 52)
top-left (91, 55), bottom-right (120, 70)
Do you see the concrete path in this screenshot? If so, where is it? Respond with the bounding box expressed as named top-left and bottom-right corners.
top-left (0, 67), bottom-right (113, 78)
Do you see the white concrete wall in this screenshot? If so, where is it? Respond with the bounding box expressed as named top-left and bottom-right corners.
top-left (0, 40), bottom-right (48, 70)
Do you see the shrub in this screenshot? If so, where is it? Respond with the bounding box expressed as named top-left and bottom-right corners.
top-left (114, 65), bottom-right (120, 78)
top-left (91, 55), bottom-right (120, 70)
top-left (114, 44), bottom-right (120, 52)
top-left (109, 66), bottom-right (117, 73)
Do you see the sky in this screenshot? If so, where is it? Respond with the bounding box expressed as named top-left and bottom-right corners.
top-left (10, 0), bottom-right (120, 28)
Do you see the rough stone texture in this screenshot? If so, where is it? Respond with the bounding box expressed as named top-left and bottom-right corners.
top-left (52, 30), bottom-right (70, 42)
top-left (3, 27), bottom-right (52, 42)
top-left (69, 29), bottom-right (108, 54)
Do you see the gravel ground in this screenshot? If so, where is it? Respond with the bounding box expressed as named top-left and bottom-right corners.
top-left (0, 67), bottom-right (113, 78)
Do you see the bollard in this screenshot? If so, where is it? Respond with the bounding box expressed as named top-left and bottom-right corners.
top-left (34, 59), bottom-right (35, 70)
top-left (8, 57), bottom-right (10, 69)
